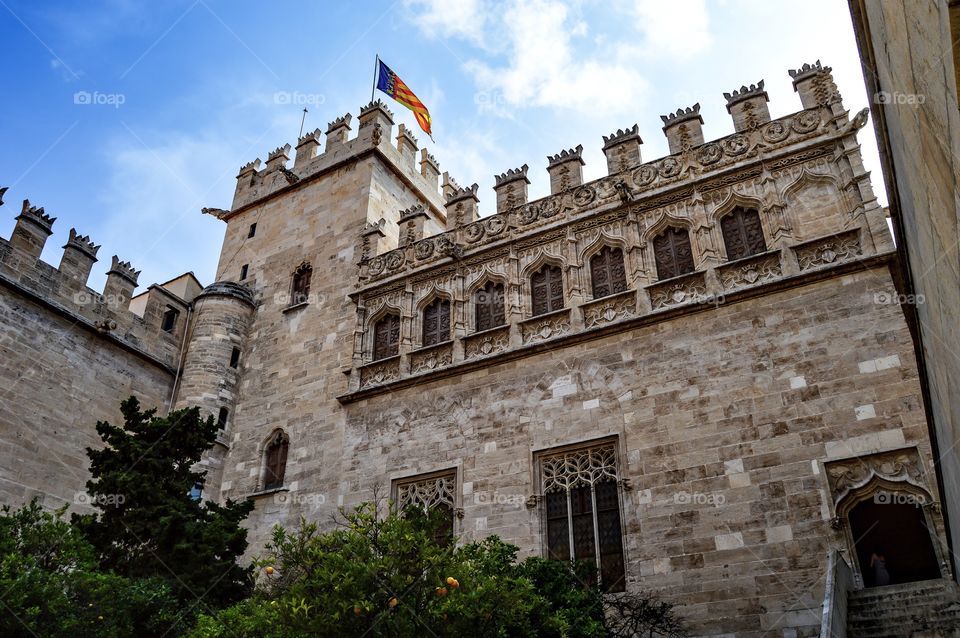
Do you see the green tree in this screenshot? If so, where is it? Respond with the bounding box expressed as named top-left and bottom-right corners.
top-left (188, 503), bottom-right (608, 638)
top-left (0, 499), bottom-right (179, 638)
top-left (72, 397), bottom-right (254, 609)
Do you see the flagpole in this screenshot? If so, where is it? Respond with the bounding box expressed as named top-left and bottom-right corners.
top-left (370, 54), bottom-right (379, 103)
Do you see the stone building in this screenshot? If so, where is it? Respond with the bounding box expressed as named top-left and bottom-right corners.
top-left (1, 62), bottom-right (955, 636)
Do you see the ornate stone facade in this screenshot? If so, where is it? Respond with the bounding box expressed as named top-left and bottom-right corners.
top-left (0, 63), bottom-right (946, 637)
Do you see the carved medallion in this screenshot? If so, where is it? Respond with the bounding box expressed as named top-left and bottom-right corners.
top-left (792, 110), bottom-right (821, 133)
top-left (697, 143), bottom-right (722, 165)
top-left (659, 157), bottom-right (681, 178)
top-left (763, 120), bottom-right (790, 143)
top-left (368, 256), bottom-right (385, 276)
top-left (723, 134), bottom-right (749, 156)
top-left (573, 185), bottom-right (596, 207)
top-left (464, 222), bottom-right (485, 243)
top-left (385, 251), bottom-right (405, 271)
top-left (414, 239), bottom-right (434, 260)
top-left (632, 165), bottom-right (657, 187)
top-left (486, 215), bottom-right (507, 236)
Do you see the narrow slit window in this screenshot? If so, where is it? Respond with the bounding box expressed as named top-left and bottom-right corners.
top-left (229, 347), bottom-right (240, 369)
top-left (161, 306), bottom-right (179, 333)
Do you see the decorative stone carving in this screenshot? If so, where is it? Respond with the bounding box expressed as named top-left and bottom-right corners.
top-left (697, 143), bottom-right (723, 166)
top-left (541, 443), bottom-right (618, 492)
top-left (659, 157), bottom-right (681, 178)
top-left (582, 290), bottom-right (636, 328)
top-left (414, 238), bottom-right (434, 260)
top-left (717, 251), bottom-right (782, 291)
top-left (824, 447), bottom-right (927, 504)
top-left (464, 221), bottom-right (485, 243)
top-left (463, 326), bottom-right (510, 360)
top-left (794, 230), bottom-right (862, 271)
top-left (646, 271), bottom-right (708, 310)
top-left (486, 215), bottom-right (507, 236)
top-left (632, 165), bottom-right (657, 187)
top-left (791, 110), bottom-right (821, 133)
top-left (520, 309), bottom-right (572, 345)
top-left (360, 357), bottom-right (401, 388)
top-left (385, 250), bottom-right (405, 271)
top-left (573, 185), bottom-right (596, 207)
top-left (397, 472), bottom-right (456, 511)
top-left (723, 134), bottom-right (749, 156)
top-left (763, 120), bottom-right (790, 143)
top-left (410, 342), bottom-right (453, 374)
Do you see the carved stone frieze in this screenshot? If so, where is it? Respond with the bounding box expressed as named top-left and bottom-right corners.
top-left (463, 326), bottom-right (510, 360)
top-left (582, 290), bottom-right (636, 328)
top-left (520, 309), bottom-right (572, 345)
top-left (717, 251), bottom-right (783, 291)
top-left (646, 271), bottom-right (708, 310)
top-left (824, 447), bottom-right (927, 504)
top-left (410, 342), bottom-right (453, 374)
top-left (359, 356), bottom-right (401, 388)
top-left (794, 230), bottom-right (862, 271)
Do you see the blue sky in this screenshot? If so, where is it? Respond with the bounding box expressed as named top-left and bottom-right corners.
top-left (0, 0), bottom-right (884, 292)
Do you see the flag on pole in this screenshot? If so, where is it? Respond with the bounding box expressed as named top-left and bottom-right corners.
top-left (375, 59), bottom-right (433, 140)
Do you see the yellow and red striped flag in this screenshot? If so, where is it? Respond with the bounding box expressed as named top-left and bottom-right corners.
top-left (375, 59), bottom-right (433, 140)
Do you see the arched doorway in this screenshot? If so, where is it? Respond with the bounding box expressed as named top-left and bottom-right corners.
top-left (840, 480), bottom-right (942, 588)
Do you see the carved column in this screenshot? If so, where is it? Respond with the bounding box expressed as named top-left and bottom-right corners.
top-left (399, 282), bottom-right (414, 375)
top-left (507, 245), bottom-right (523, 348)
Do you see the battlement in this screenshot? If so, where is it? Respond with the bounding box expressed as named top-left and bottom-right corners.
top-left (344, 61), bottom-right (891, 398)
top-left (355, 61), bottom-right (888, 292)
top-left (0, 193), bottom-right (200, 371)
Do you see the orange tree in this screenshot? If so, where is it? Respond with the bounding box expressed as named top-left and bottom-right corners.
top-left (187, 503), bottom-right (609, 638)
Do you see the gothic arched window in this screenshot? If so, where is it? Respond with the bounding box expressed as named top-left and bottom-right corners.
top-left (531, 264), bottom-right (564, 316)
top-left (720, 207), bottom-right (767, 261)
top-left (291, 262), bottom-right (312, 305)
top-left (373, 313), bottom-right (400, 360)
top-left (263, 430), bottom-right (289, 491)
top-left (652, 227), bottom-right (695, 280)
top-left (396, 470), bottom-right (457, 547)
top-left (541, 442), bottom-right (625, 592)
top-left (422, 298), bottom-right (451, 347)
top-left (474, 282), bottom-right (505, 332)
top-left (589, 246), bottom-right (627, 299)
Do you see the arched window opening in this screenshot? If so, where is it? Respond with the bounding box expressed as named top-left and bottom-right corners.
top-left (422, 298), bottom-right (451, 347)
top-left (589, 246), bottom-right (627, 299)
top-left (263, 430), bottom-right (289, 491)
top-left (531, 264), bottom-right (564, 316)
top-left (373, 314), bottom-right (401, 360)
top-left (474, 282), bottom-right (505, 332)
top-left (720, 207), bottom-right (767, 260)
top-left (291, 262), bottom-right (312, 305)
top-left (652, 227), bottom-right (695, 280)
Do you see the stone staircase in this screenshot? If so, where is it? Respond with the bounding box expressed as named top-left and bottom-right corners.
top-left (847, 579), bottom-right (960, 637)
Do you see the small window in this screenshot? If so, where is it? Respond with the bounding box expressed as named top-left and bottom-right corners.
top-left (217, 407), bottom-right (229, 430)
top-left (422, 298), bottom-right (451, 347)
top-left (531, 264), bottom-right (564, 316)
top-left (541, 442), bottom-right (625, 592)
top-left (474, 281), bottom-right (506, 332)
top-left (720, 207), bottom-right (767, 261)
top-left (263, 429), bottom-right (289, 490)
top-left (248, 223), bottom-right (257, 238)
top-left (395, 470), bottom-right (457, 547)
top-left (652, 227), bottom-right (695, 280)
top-left (373, 314), bottom-right (401, 361)
top-left (240, 264), bottom-right (249, 280)
top-left (590, 246), bottom-right (628, 299)
top-left (291, 262), bottom-right (312, 305)
top-left (161, 306), bottom-right (179, 333)
top-left (229, 347), bottom-right (241, 369)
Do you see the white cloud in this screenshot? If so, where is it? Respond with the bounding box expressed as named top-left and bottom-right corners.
top-left (403, 0), bottom-right (489, 46)
top-left (630, 0), bottom-right (711, 59)
top-left (463, 0), bottom-right (650, 116)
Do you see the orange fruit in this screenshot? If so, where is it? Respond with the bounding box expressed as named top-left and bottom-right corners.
top-left (353, 606), bottom-right (362, 616)
top-left (265, 566), bottom-right (275, 575)
top-left (388, 597), bottom-right (398, 608)
top-left (435, 586), bottom-right (448, 597)
top-left (447, 577), bottom-right (460, 589)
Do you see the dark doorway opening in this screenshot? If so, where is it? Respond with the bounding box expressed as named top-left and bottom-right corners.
top-left (849, 495), bottom-right (941, 587)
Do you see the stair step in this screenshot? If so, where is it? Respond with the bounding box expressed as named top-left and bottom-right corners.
top-left (847, 579), bottom-right (960, 636)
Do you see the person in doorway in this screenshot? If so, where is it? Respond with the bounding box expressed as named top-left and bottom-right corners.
top-left (871, 548), bottom-right (891, 586)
